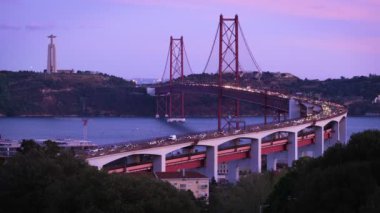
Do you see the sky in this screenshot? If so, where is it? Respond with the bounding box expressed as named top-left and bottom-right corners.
top-left (0, 0), bottom-right (379, 80)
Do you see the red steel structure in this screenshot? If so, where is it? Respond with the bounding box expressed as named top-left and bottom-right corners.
top-left (169, 36), bottom-right (185, 120)
top-left (218, 15), bottom-right (240, 131)
top-left (156, 37), bottom-right (185, 120)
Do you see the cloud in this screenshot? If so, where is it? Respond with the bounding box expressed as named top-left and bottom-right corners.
top-left (106, 0), bottom-right (380, 22)
top-left (25, 23), bottom-right (55, 31)
top-left (285, 36), bottom-right (380, 54)
top-left (236, 0), bottom-right (380, 22)
top-left (0, 24), bottom-right (21, 30)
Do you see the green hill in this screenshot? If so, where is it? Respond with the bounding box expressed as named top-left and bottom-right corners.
top-left (0, 71), bottom-right (154, 116)
top-left (0, 71), bottom-right (378, 117)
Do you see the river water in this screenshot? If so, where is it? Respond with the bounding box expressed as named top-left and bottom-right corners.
top-left (0, 117), bottom-right (379, 145)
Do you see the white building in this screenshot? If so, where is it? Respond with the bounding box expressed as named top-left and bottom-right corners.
top-left (155, 171), bottom-right (209, 199)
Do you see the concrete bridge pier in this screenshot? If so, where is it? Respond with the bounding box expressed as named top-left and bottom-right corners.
top-left (153, 155), bottom-right (166, 172)
top-left (266, 154), bottom-right (277, 171)
top-left (314, 126), bottom-right (324, 157)
top-left (288, 98), bottom-right (301, 119)
top-left (339, 117), bottom-right (347, 144)
top-left (287, 132), bottom-right (298, 167)
top-left (227, 161), bottom-right (240, 183)
top-left (331, 122), bottom-right (340, 144)
top-left (205, 146), bottom-right (218, 180)
top-left (250, 138), bottom-right (262, 173)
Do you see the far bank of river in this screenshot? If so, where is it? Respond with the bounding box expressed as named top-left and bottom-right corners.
top-left (0, 117), bottom-right (379, 145)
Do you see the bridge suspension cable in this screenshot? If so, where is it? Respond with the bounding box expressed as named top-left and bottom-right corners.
top-left (183, 43), bottom-right (194, 75)
top-left (161, 45), bottom-right (170, 82)
top-left (202, 24), bottom-right (220, 74)
top-left (238, 24), bottom-right (262, 80)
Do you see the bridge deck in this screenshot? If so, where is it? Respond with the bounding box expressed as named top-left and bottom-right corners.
top-left (84, 84), bottom-right (347, 173)
top-left (106, 129), bottom-right (332, 174)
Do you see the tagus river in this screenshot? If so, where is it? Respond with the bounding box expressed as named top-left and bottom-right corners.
top-left (0, 117), bottom-right (379, 145)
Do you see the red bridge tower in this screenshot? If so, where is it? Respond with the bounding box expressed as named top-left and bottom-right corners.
top-left (156, 36), bottom-right (185, 122)
top-left (218, 15), bottom-right (240, 131)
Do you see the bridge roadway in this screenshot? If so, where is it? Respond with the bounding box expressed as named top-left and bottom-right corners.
top-left (155, 83), bottom-right (290, 111)
top-left (106, 129), bottom-right (332, 174)
top-left (86, 84), bottom-right (347, 181)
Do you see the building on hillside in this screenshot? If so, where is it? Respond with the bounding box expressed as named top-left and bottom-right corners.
top-left (155, 171), bottom-right (209, 199)
top-left (57, 69), bottom-right (74, 74)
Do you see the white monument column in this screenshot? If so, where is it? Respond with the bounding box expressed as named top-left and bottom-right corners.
top-left (47, 34), bottom-right (57, 73)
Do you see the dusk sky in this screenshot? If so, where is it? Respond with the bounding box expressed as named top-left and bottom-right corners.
top-left (1, 0), bottom-right (379, 80)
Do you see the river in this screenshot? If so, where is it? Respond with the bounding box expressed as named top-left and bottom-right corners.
top-left (0, 117), bottom-right (379, 145)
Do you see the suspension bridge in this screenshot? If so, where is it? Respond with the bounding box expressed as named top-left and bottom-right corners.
top-left (85, 15), bottom-right (347, 182)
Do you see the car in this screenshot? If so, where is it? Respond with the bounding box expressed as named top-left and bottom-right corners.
top-left (168, 135), bottom-right (177, 140)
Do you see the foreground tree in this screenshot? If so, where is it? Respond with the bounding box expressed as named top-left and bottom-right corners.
top-left (267, 130), bottom-right (380, 213)
top-left (0, 140), bottom-right (199, 213)
top-left (209, 172), bottom-right (283, 213)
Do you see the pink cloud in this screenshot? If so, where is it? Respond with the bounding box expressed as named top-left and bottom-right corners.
top-left (106, 0), bottom-right (380, 22)
top-left (232, 0), bottom-right (380, 22)
top-left (284, 36), bottom-right (380, 54)
top-left (25, 23), bottom-right (55, 31)
top-left (0, 24), bottom-right (21, 30)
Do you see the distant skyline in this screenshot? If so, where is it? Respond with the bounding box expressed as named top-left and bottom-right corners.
top-left (0, 0), bottom-right (379, 80)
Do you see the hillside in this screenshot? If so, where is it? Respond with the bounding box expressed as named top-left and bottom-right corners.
top-left (0, 71), bottom-right (378, 117)
top-left (184, 72), bottom-right (380, 116)
top-left (0, 71), bottom-right (154, 116)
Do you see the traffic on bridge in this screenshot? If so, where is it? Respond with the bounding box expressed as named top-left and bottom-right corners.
top-left (84, 15), bottom-right (348, 182)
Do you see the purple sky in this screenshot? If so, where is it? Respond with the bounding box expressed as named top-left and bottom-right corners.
top-left (0, 0), bottom-right (379, 80)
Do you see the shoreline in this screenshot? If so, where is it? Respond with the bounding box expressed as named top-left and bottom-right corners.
top-left (0, 114), bottom-right (379, 118)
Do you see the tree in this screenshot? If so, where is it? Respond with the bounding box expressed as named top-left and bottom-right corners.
top-left (0, 140), bottom-right (199, 213)
top-left (209, 172), bottom-right (283, 213)
top-left (267, 130), bottom-right (380, 213)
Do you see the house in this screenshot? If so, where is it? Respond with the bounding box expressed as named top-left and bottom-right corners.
top-left (155, 171), bottom-right (209, 199)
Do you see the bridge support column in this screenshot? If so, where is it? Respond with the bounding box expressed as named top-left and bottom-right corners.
top-left (314, 126), bottom-right (324, 157)
top-left (339, 117), bottom-right (347, 144)
top-left (227, 161), bottom-right (240, 183)
top-left (287, 132), bottom-right (298, 167)
top-left (266, 154), bottom-right (277, 171)
top-left (288, 98), bottom-right (301, 119)
top-left (205, 146), bottom-right (218, 180)
top-left (331, 122), bottom-right (339, 145)
top-left (250, 138), bottom-right (262, 173)
top-left (153, 155), bottom-right (166, 172)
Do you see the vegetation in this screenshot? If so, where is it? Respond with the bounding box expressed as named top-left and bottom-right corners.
top-left (1, 131), bottom-right (380, 212)
top-left (0, 71), bottom-right (154, 116)
top-left (208, 172), bottom-right (284, 213)
top-left (0, 71), bottom-right (378, 116)
top-left (0, 140), bottom-right (200, 213)
top-left (185, 72), bottom-right (380, 116)
top-left (267, 130), bottom-right (380, 213)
